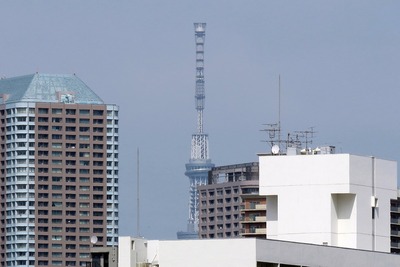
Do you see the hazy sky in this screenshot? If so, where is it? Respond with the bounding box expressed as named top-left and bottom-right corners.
top-left (1, 1), bottom-right (399, 240)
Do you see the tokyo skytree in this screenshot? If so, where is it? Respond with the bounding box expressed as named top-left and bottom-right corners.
top-left (177, 23), bottom-right (215, 239)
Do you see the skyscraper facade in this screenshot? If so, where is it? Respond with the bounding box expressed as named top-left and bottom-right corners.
top-left (0, 74), bottom-right (119, 267)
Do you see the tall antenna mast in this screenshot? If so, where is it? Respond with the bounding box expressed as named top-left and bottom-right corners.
top-left (278, 75), bottom-right (281, 148)
top-left (136, 147), bottom-right (140, 237)
top-left (195, 23), bottom-right (206, 134)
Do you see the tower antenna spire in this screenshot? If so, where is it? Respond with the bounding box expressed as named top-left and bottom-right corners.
top-left (194, 22), bottom-right (206, 134)
top-left (177, 23), bottom-right (215, 239)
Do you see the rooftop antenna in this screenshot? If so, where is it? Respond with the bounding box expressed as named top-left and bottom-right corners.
top-left (278, 75), bottom-right (281, 150)
top-left (136, 147), bottom-right (140, 237)
top-left (294, 127), bottom-right (316, 154)
top-left (261, 75), bottom-right (283, 154)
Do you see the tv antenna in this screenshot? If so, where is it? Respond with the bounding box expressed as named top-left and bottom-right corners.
top-left (294, 127), bottom-right (316, 154)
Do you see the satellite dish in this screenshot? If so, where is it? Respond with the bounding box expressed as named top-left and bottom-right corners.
top-left (271, 145), bottom-right (280, 155)
top-left (90, 236), bottom-right (98, 244)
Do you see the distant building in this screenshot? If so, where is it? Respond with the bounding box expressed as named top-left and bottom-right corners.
top-left (259, 153), bottom-right (397, 252)
top-left (198, 162), bottom-right (264, 239)
top-left (0, 74), bottom-right (119, 266)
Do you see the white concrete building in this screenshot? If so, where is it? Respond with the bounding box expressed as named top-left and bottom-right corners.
top-left (259, 153), bottom-right (397, 252)
top-left (118, 236), bottom-right (400, 267)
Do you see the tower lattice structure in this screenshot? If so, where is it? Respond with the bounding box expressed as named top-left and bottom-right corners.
top-left (179, 23), bottom-right (215, 239)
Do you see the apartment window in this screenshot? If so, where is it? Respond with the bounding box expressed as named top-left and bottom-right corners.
top-left (79, 118), bottom-right (90, 124)
top-left (66, 211), bottom-right (76, 216)
top-left (52, 134), bottom-right (62, 140)
top-left (52, 151), bottom-right (62, 157)
top-left (79, 194), bottom-right (89, 199)
top-left (80, 160), bottom-right (89, 166)
top-left (51, 235), bottom-right (62, 241)
top-left (93, 110), bottom-right (104, 116)
top-left (51, 143), bottom-right (62, 148)
top-left (52, 194), bottom-right (62, 199)
top-left (38, 108), bottom-right (49, 114)
top-left (79, 237), bottom-right (90, 242)
top-left (38, 243), bottom-right (49, 249)
top-left (79, 177), bottom-right (90, 183)
top-left (66, 177), bottom-right (76, 182)
top-left (79, 203), bottom-right (90, 208)
top-left (79, 211), bottom-right (89, 216)
top-left (52, 244), bottom-right (62, 249)
top-left (38, 125), bottom-right (48, 131)
top-left (52, 108), bottom-right (62, 114)
top-left (52, 176), bottom-right (62, 182)
top-left (52, 185), bottom-right (62, 190)
top-left (79, 109), bottom-right (90, 115)
top-left (79, 135), bottom-right (90, 141)
top-left (66, 135), bottom-right (76, 140)
top-left (66, 109), bottom-right (76, 115)
top-left (94, 178), bottom-right (103, 183)
top-left (66, 202), bottom-right (76, 208)
top-left (52, 202), bottom-right (62, 207)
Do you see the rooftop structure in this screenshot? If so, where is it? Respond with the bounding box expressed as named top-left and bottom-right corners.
top-left (119, 236), bottom-right (400, 267)
top-left (0, 73), bottom-right (119, 266)
top-left (178, 23), bottom-right (215, 239)
top-left (259, 153), bottom-right (397, 252)
top-left (0, 73), bottom-right (103, 104)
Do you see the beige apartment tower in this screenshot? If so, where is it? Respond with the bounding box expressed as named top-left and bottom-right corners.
top-left (0, 74), bottom-right (119, 267)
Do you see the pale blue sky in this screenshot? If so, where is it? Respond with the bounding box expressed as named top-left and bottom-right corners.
top-left (1, 1), bottom-right (399, 239)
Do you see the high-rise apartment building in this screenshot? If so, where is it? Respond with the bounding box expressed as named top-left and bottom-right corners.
top-left (0, 74), bottom-right (119, 267)
top-left (198, 162), bottom-right (260, 239)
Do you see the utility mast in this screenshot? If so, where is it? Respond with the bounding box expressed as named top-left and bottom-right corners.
top-left (177, 23), bottom-right (215, 240)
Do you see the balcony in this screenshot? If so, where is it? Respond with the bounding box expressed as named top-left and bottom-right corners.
top-left (241, 204), bottom-right (266, 211)
top-left (391, 242), bottom-right (400, 248)
top-left (391, 230), bottom-right (400, 236)
top-left (391, 206), bottom-right (400, 213)
top-left (241, 227), bottom-right (266, 236)
top-left (241, 216), bottom-right (267, 223)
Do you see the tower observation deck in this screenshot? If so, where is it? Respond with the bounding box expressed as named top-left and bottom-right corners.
top-left (177, 23), bottom-right (215, 240)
